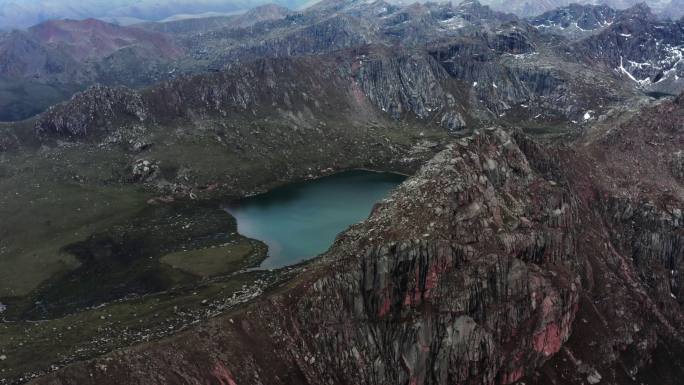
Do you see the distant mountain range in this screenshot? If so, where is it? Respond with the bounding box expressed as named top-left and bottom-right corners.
top-left (0, 0), bottom-right (310, 30)
top-left (1, 0), bottom-right (682, 32)
top-left (1, 0), bottom-right (682, 121)
top-left (0, 4), bottom-right (296, 120)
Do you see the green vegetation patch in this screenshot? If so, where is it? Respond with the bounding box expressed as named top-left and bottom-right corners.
top-left (0, 149), bottom-right (149, 298)
top-left (161, 239), bottom-right (256, 277)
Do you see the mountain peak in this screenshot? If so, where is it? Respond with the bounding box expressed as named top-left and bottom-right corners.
top-left (617, 2), bottom-right (656, 21)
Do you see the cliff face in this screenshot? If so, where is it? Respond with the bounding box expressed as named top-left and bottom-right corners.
top-left (355, 53), bottom-right (466, 123)
top-left (17, 0), bottom-right (651, 141)
top-left (30, 109), bottom-right (684, 384)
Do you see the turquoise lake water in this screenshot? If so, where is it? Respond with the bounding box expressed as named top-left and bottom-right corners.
top-left (225, 170), bottom-right (406, 269)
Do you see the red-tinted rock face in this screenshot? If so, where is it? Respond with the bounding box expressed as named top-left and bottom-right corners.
top-left (28, 99), bottom-right (684, 385)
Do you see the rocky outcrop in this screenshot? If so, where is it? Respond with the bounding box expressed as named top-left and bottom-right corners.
top-left (429, 31), bottom-right (585, 118)
top-left (35, 85), bottom-right (147, 139)
top-left (439, 111), bottom-right (466, 132)
top-left (129, 159), bottom-right (160, 183)
top-left (283, 129), bottom-right (584, 385)
top-left (601, 196), bottom-right (684, 302)
top-left (479, 0), bottom-right (671, 18)
top-left (29, 51), bottom-right (472, 145)
top-left (208, 14), bottom-right (376, 67)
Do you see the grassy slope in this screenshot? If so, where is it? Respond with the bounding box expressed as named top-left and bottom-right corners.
top-left (0, 80), bottom-right (84, 122)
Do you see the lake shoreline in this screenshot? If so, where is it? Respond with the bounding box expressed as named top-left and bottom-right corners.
top-left (225, 170), bottom-right (406, 270)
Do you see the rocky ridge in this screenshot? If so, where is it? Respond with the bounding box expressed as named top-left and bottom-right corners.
top-left (529, 4), bottom-right (618, 39)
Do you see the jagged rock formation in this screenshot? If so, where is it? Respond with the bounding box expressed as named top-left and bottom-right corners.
top-left (30, 29), bottom-right (636, 147)
top-left (428, 23), bottom-right (630, 121)
top-left (356, 53), bottom-right (460, 120)
top-left (32, 51), bottom-right (452, 143)
top-left (225, 15), bottom-right (376, 62)
top-left (527, 93), bottom-right (684, 384)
